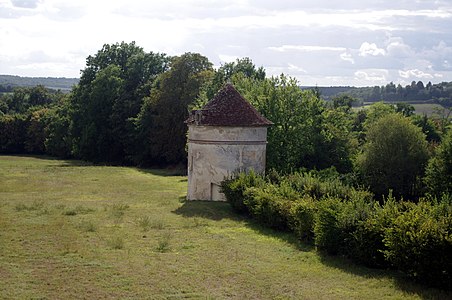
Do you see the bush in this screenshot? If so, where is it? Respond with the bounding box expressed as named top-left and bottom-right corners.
top-left (244, 185), bottom-right (295, 230)
top-left (222, 171), bottom-right (452, 290)
top-left (284, 171), bottom-right (373, 201)
top-left (347, 198), bottom-right (399, 268)
top-left (288, 197), bottom-right (317, 241)
top-left (221, 170), bottom-right (265, 214)
top-left (383, 200), bottom-right (452, 289)
top-left (314, 198), bottom-right (344, 255)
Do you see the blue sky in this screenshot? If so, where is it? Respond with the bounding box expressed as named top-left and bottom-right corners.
top-left (1, 0), bottom-right (451, 86)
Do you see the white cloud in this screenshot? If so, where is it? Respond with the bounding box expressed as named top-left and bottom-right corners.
top-left (385, 37), bottom-right (413, 58)
top-left (269, 45), bottom-right (346, 52)
top-left (340, 52), bottom-right (355, 64)
top-left (0, 0), bottom-right (452, 86)
top-left (354, 69), bottom-right (388, 82)
top-left (10, 0), bottom-right (41, 9)
top-left (399, 69), bottom-right (434, 79)
top-left (218, 54), bottom-right (239, 63)
top-left (359, 42), bottom-right (386, 57)
top-left (287, 63), bottom-right (307, 73)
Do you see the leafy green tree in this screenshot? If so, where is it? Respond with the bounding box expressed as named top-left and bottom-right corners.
top-left (1, 85), bottom-right (56, 114)
top-left (0, 114), bottom-right (28, 153)
top-left (332, 95), bottom-right (355, 111)
top-left (411, 114), bottom-right (441, 143)
top-left (72, 65), bottom-right (124, 161)
top-left (395, 102), bottom-right (415, 117)
top-left (319, 108), bottom-right (358, 173)
top-left (357, 114), bottom-right (429, 199)
top-left (135, 52), bottom-right (213, 165)
top-left (196, 57), bottom-right (266, 107)
top-left (424, 130), bottom-right (452, 197)
top-left (25, 108), bottom-right (50, 153)
top-left (363, 102), bottom-right (395, 129)
top-left (44, 96), bottom-right (72, 157)
top-left (205, 73), bottom-right (358, 173)
top-left (69, 41), bottom-right (169, 163)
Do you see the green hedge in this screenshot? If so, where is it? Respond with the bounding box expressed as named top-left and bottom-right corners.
top-left (222, 171), bottom-right (452, 290)
top-left (384, 200), bottom-right (452, 289)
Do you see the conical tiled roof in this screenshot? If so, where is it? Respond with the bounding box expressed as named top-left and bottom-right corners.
top-left (186, 84), bottom-right (273, 127)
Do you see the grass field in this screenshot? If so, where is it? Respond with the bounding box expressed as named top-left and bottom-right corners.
top-left (355, 102), bottom-right (451, 118)
top-left (411, 103), bottom-right (450, 117)
top-left (0, 156), bottom-right (450, 299)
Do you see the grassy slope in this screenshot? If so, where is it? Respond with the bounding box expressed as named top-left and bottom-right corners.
top-left (0, 156), bottom-right (449, 299)
top-left (354, 102), bottom-right (450, 118)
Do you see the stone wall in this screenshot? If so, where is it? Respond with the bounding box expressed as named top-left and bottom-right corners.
top-left (187, 125), bottom-right (267, 201)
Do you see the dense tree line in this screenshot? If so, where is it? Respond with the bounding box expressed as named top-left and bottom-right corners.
top-left (0, 84), bottom-right (14, 93)
top-left (0, 41), bottom-right (451, 200)
top-left (323, 80), bottom-right (452, 107)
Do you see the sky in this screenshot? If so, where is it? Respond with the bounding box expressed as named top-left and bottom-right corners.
top-left (1, 0), bottom-right (452, 87)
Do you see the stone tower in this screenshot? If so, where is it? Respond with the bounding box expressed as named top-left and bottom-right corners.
top-left (185, 84), bottom-right (272, 201)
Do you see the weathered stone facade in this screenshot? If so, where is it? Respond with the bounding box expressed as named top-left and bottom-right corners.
top-left (186, 84), bottom-right (272, 201)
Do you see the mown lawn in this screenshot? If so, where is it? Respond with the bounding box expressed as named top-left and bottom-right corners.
top-left (411, 103), bottom-right (449, 117)
top-left (0, 155), bottom-right (450, 299)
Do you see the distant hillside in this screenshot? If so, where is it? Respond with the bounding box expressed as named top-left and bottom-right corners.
top-left (301, 86), bottom-right (355, 99)
top-left (303, 81), bottom-right (452, 108)
top-left (0, 75), bottom-right (79, 91)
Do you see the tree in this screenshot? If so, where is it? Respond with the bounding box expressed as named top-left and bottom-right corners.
top-left (44, 96), bottom-right (72, 158)
top-left (424, 130), bottom-right (452, 197)
top-left (357, 114), bottom-right (429, 199)
top-left (199, 57), bottom-right (266, 104)
top-left (135, 52), bottom-right (213, 165)
top-left (71, 65), bottom-right (124, 161)
top-left (395, 102), bottom-right (414, 117)
top-left (25, 108), bottom-right (50, 153)
top-left (332, 94), bottom-right (356, 111)
top-left (204, 73), bottom-right (358, 173)
top-left (0, 114), bottom-right (28, 153)
top-left (411, 114), bottom-right (441, 143)
top-left (69, 41), bottom-right (169, 163)
top-left (320, 107), bottom-right (357, 173)
top-left (363, 102), bottom-right (395, 129)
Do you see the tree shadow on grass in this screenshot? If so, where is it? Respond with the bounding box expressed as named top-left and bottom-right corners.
top-left (5, 154), bottom-right (94, 167)
top-left (172, 200), bottom-right (314, 251)
top-left (317, 250), bottom-right (451, 299)
top-left (173, 200), bottom-right (450, 298)
top-left (244, 220), bottom-right (315, 252)
top-left (172, 200), bottom-right (244, 221)
top-left (135, 167), bottom-right (187, 177)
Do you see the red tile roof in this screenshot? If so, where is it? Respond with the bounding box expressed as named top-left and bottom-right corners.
top-left (186, 84), bottom-right (273, 127)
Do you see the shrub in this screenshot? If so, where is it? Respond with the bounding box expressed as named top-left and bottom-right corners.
top-left (383, 201), bottom-right (452, 289)
top-left (283, 171), bottom-right (372, 201)
top-left (288, 197), bottom-right (317, 241)
top-left (221, 170), bottom-right (265, 214)
top-left (222, 171), bottom-right (452, 289)
top-left (346, 198), bottom-right (399, 268)
top-left (314, 198), bottom-right (344, 255)
top-left (314, 195), bottom-right (379, 260)
top-left (244, 185), bottom-right (294, 230)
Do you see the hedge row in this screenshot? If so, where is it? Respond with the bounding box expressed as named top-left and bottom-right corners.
top-left (221, 171), bottom-right (452, 290)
